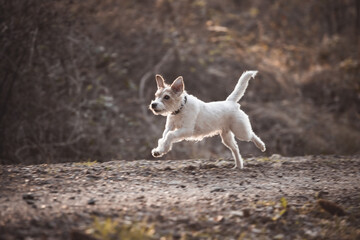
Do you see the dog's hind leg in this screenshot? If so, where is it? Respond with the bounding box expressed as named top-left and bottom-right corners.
top-left (220, 131), bottom-right (243, 169)
top-left (251, 133), bottom-right (266, 152)
top-left (230, 111), bottom-right (266, 153)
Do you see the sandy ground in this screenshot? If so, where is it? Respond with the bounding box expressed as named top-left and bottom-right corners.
top-left (1, 155), bottom-right (360, 239)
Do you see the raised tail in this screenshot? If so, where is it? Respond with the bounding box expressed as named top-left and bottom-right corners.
top-left (226, 71), bottom-right (258, 102)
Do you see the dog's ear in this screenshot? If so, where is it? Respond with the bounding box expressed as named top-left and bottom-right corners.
top-left (171, 76), bottom-right (184, 94)
top-left (155, 74), bottom-right (165, 89)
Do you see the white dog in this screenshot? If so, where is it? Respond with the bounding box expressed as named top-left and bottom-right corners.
top-left (149, 71), bottom-right (266, 169)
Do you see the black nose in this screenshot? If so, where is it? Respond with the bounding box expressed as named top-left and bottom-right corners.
top-left (151, 103), bottom-right (157, 109)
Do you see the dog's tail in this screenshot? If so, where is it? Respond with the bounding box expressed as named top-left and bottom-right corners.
top-left (226, 71), bottom-right (258, 102)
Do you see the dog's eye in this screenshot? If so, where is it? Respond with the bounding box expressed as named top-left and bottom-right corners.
top-left (163, 95), bottom-right (170, 100)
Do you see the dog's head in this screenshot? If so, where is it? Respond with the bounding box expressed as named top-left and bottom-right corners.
top-left (149, 75), bottom-right (185, 116)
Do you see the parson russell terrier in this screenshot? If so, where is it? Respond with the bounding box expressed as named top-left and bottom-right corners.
top-left (149, 71), bottom-right (266, 169)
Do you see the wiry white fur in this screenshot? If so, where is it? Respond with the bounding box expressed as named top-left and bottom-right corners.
top-left (149, 71), bottom-right (266, 169)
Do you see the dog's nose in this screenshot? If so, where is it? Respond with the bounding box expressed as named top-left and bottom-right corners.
top-left (151, 103), bottom-right (157, 109)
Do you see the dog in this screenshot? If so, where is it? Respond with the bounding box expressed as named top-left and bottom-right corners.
top-left (149, 71), bottom-right (266, 169)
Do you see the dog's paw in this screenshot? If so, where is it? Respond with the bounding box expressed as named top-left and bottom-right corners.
top-left (232, 165), bottom-right (243, 170)
top-left (152, 148), bottom-right (164, 158)
top-left (152, 151), bottom-right (161, 157)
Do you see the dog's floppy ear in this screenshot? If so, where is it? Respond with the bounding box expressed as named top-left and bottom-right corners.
top-left (171, 76), bottom-right (184, 94)
top-left (155, 74), bottom-right (165, 89)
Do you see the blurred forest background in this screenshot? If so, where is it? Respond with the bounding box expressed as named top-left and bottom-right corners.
top-left (1, 0), bottom-right (359, 165)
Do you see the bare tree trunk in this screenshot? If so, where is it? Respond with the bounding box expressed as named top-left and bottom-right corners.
top-left (356, 0), bottom-right (360, 36)
top-left (356, 0), bottom-right (360, 57)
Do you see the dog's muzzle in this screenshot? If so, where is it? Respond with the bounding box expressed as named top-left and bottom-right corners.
top-left (150, 102), bottom-right (161, 113)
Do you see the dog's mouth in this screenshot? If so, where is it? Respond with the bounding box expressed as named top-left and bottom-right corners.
top-left (152, 109), bottom-right (167, 116)
top-left (149, 105), bottom-right (163, 114)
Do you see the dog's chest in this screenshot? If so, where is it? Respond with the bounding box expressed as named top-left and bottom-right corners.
top-left (172, 115), bottom-right (186, 129)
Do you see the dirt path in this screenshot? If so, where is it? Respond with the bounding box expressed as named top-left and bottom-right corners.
top-left (1, 155), bottom-right (360, 239)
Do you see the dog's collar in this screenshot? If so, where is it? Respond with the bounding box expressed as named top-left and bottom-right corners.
top-left (172, 96), bottom-right (187, 115)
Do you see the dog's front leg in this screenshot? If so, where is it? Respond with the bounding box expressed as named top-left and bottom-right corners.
top-left (152, 117), bottom-right (175, 157)
top-left (152, 128), bottom-right (192, 158)
top-left (157, 118), bottom-right (174, 147)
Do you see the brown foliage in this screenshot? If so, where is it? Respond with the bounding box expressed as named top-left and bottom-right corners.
top-left (0, 0), bottom-right (359, 164)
